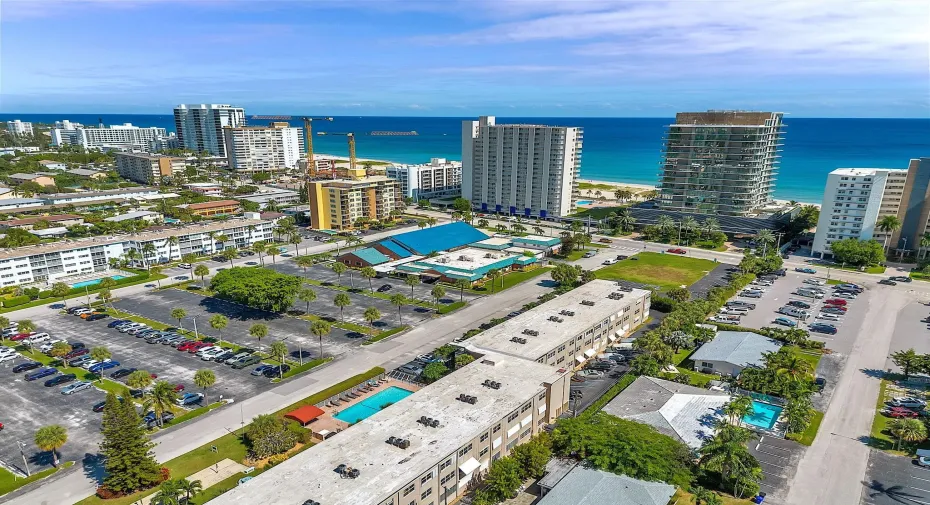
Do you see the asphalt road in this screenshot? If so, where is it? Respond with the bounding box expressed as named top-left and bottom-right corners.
top-left (862, 449), bottom-right (930, 505)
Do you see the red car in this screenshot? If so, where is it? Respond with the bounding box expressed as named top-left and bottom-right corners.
top-left (187, 342), bottom-right (211, 353)
top-left (825, 299), bottom-right (847, 306)
top-left (885, 407), bottom-right (919, 418)
top-left (177, 341), bottom-right (198, 351)
top-left (667, 248), bottom-right (686, 255)
top-left (9, 332), bottom-right (35, 341)
top-left (173, 384), bottom-right (185, 393)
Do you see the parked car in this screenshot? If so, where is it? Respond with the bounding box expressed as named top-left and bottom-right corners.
top-left (10, 332), bottom-right (35, 341)
top-left (231, 354), bottom-right (262, 369)
top-left (740, 290), bottom-right (763, 298)
top-left (817, 312), bottom-right (841, 321)
top-left (834, 292), bottom-right (858, 300)
top-left (12, 361), bottom-right (41, 373)
top-left (89, 360), bottom-right (120, 373)
top-left (108, 319), bottom-right (130, 328)
top-left (200, 348), bottom-right (226, 361)
top-left (63, 348), bottom-right (89, 360)
top-left (795, 267), bottom-right (817, 274)
top-left (263, 364), bottom-right (291, 378)
top-left (251, 364), bottom-right (275, 376)
top-left (227, 351), bottom-right (254, 364)
top-left (61, 381), bottom-right (92, 395)
top-left (111, 368), bottom-right (136, 379)
top-left (187, 342), bottom-right (212, 353)
top-left (891, 276), bottom-right (912, 283)
top-left (176, 392), bottom-right (204, 406)
top-left (0, 353), bottom-right (17, 363)
top-left (44, 373), bottom-right (77, 387)
top-left (616, 255), bottom-right (629, 260)
top-left (25, 367), bottom-right (58, 381)
top-left (794, 289), bottom-right (824, 299)
top-left (667, 248), bottom-right (687, 255)
top-left (787, 300), bottom-right (812, 309)
top-left (602, 259), bottom-right (618, 265)
top-left (213, 351), bottom-right (236, 362)
top-left (26, 333), bottom-right (51, 344)
top-left (883, 406), bottom-right (920, 418)
top-left (143, 410), bottom-right (175, 427)
top-left (803, 278), bottom-right (826, 286)
top-left (773, 317), bottom-right (797, 327)
top-left (583, 251), bottom-right (597, 258)
top-left (889, 397), bottom-right (927, 409)
top-left (68, 356), bottom-right (94, 367)
top-left (824, 298), bottom-right (847, 306)
top-left (821, 307), bottom-right (847, 315)
top-left (726, 301), bottom-right (756, 309)
top-left (879, 279), bottom-right (898, 286)
top-left (93, 396), bottom-right (124, 412)
top-left (809, 323), bottom-right (838, 335)
top-left (86, 313), bottom-right (109, 321)
top-left (178, 263), bottom-right (192, 269)
top-left (377, 284), bottom-right (393, 292)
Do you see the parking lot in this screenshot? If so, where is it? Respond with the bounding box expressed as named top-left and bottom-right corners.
top-left (862, 449), bottom-right (930, 505)
top-left (750, 434), bottom-right (806, 503)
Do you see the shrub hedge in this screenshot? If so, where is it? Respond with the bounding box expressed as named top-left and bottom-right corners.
top-left (3, 295), bottom-right (31, 307)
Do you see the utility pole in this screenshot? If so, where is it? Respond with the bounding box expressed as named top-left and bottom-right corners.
top-left (18, 441), bottom-right (30, 477)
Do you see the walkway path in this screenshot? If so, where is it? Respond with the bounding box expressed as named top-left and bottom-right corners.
top-left (139, 459), bottom-right (247, 505)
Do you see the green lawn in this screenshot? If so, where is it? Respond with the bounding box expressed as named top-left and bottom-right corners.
top-left (595, 252), bottom-right (717, 290)
top-left (473, 267), bottom-right (552, 293)
top-left (0, 273), bottom-right (166, 314)
top-left (787, 410), bottom-right (824, 446)
top-left (0, 461), bottom-right (74, 496)
top-left (672, 348), bottom-right (692, 366)
top-left (788, 346), bottom-right (823, 371)
top-left (571, 205), bottom-right (629, 220)
top-left (437, 301), bottom-right (466, 315)
top-left (361, 326), bottom-right (409, 345)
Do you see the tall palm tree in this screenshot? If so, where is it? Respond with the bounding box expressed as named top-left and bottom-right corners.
top-left (265, 243), bottom-right (279, 264)
top-left (207, 231), bottom-right (219, 254)
top-left (34, 425), bottom-right (68, 467)
top-left (919, 232), bottom-right (930, 259)
top-left (486, 269), bottom-right (501, 293)
top-left (150, 381), bottom-right (178, 428)
top-left (702, 218), bottom-right (721, 239)
top-left (390, 294), bottom-right (407, 324)
top-left (775, 354), bottom-right (813, 382)
top-left (657, 215), bottom-right (675, 235)
top-left (889, 418), bottom-right (928, 450)
top-left (698, 424), bottom-right (761, 498)
top-left (454, 278), bottom-right (470, 302)
top-left (298, 287), bottom-right (317, 315)
top-left (177, 479), bottom-right (203, 503)
top-left (680, 216), bottom-right (698, 244)
top-left (877, 215), bottom-right (902, 253)
top-left (142, 242), bottom-right (156, 269)
top-left (166, 236), bottom-right (179, 263)
top-left (333, 293), bottom-right (351, 321)
top-left (151, 479), bottom-right (182, 505)
top-left (310, 320), bottom-right (331, 358)
top-left (723, 396), bottom-right (753, 427)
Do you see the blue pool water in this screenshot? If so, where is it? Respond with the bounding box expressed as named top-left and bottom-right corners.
top-left (576, 200), bottom-right (593, 205)
top-left (333, 386), bottom-right (414, 424)
top-left (743, 401), bottom-right (784, 430)
top-left (71, 275), bottom-right (126, 289)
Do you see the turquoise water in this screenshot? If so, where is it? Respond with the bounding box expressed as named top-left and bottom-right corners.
top-left (743, 401), bottom-right (783, 430)
top-left (576, 200), bottom-right (593, 205)
top-left (333, 386), bottom-right (414, 424)
top-left (4, 115), bottom-right (928, 203)
top-left (71, 275), bottom-right (126, 289)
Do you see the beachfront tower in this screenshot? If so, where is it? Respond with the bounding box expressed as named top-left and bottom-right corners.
top-left (461, 116), bottom-right (582, 218)
top-left (658, 110), bottom-right (784, 216)
top-left (173, 104), bottom-right (246, 157)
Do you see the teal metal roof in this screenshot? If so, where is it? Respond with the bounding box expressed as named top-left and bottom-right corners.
top-left (350, 247), bottom-right (390, 266)
top-left (389, 222), bottom-right (489, 255)
top-left (513, 236), bottom-right (561, 247)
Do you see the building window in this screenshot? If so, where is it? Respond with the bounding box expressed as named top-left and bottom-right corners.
top-left (701, 362), bottom-right (713, 368)
top-left (421, 488), bottom-right (433, 500)
top-left (403, 484), bottom-right (415, 496)
top-left (421, 472), bottom-right (433, 484)
top-left (458, 444), bottom-right (473, 457)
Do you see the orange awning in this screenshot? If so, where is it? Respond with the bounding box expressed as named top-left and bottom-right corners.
top-left (284, 405), bottom-right (325, 425)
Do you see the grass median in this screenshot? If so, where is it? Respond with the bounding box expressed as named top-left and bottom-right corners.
top-left (361, 326), bottom-right (409, 345)
top-left (472, 266), bottom-right (552, 293)
top-left (787, 410), bottom-right (824, 446)
top-left (0, 461), bottom-right (74, 496)
top-left (595, 251), bottom-right (717, 290)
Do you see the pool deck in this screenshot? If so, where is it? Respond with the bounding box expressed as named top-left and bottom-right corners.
top-left (310, 378), bottom-right (421, 435)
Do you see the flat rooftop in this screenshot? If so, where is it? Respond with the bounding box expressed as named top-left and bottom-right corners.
top-left (830, 168), bottom-right (904, 177)
top-left (211, 351), bottom-right (568, 505)
top-left (417, 247), bottom-right (516, 272)
top-left (0, 219), bottom-right (266, 260)
top-left (466, 280), bottom-right (650, 361)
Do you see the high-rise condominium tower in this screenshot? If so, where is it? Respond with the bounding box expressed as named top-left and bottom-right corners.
top-left (462, 116), bottom-right (581, 218)
top-left (658, 110), bottom-right (784, 216)
top-left (173, 104), bottom-right (245, 157)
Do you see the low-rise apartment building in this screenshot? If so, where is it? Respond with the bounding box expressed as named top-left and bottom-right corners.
top-left (386, 158), bottom-right (463, 200)
top-left (209, 350), bottom-right (571, 505)
top-left (41, 187), bottom-right (160, 205)
top-left (813, 158), bottom-right (930, 257)
top-left (307, 173), bottom-right (400, 230)
top-left (238, 188), bottom-right (301, 208)
top-left (8, 173), bottom-right (56, 187)
top-left (0, 214), bottom-right (85, 230)
top-left (180, 199), bottom-right (240, 217)
top-left (50, 123), bottom-right (173, 152)
top-left (466, 280), bottom-right (651, 367)
top-left (115, 152), bottom-right (186, 184)
top-left (0, 219), bottom-right (273, 287)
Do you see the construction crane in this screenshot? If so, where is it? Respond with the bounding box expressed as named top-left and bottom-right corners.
top-left (315, 132), bottom-right (357, 176)
top-left (247, 115), bottom-right (333, 177)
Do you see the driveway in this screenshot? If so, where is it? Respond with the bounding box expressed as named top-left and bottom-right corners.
top-left (750, 435), bottom-right (805, 504)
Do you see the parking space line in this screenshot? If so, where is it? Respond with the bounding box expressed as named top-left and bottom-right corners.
top-left (913, 475), bottom-right (930, 483)
top-left (758, 460), bottom-right (786, 469)
top-left (756, 449), bottom-right (791, 460)
top-left (908, 486), bottom-right (930, 495)
top-left (758, 443), bottom-right (793, 452)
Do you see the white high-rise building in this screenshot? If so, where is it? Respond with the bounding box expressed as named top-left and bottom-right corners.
top-left (386, 158), bottom-right (462, 200)
top-left (173, 104), bottom-right (246, 157)
top-left (6, 120), bottom-right (34, 136)
top-left (54, 120), bottom-right (83, 130)
top-left (223, 122), bottom-right (305, 171)
top-left (50, 123), bottom-right (170, 152)
top-left (462, 116), bottom-right (581, 218)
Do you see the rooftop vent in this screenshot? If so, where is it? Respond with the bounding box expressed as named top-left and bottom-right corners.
top-left (458, 393), bottom-right (477, 404)
top-left (619, 286), bottom-right (633, 292)
top-left (418, 416), bottom-right (440, 428)
top-left (580, 300), bottom-right (595, 306)
top-left (510, 337), bottom-right (527, 344)
top-left (608, 292), bottom-right (625, 300)
top-left (302, 500), bottom-right (321, 505)
top-left (482, 379), bottom-right (502, 390)
top-left (522, 329), bottom-right (539, 336)
top-left (386, 437), bottom-right (411, 449)
top-left (548, 316), bottom-right (564, 323)
top-left (559, 310), bottom-right (575, 316)
top-left (336, 463), bottom-right (362, 478)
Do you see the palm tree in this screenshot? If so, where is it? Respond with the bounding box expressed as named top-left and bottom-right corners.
top-left (919, 232), bottom-right (930, 259)
top-left (126, 369), bottom-right (154, 391)
top-left (296, 255), bottom-right (314, 273)
top-left (333, 293), bottom-right (351, 321)
top-left (150, 381), bottom-right (178, 427)
top-left (265, 243), bottom-right (279, 264)
top-left (477, 219), bottom-right (489, 228)
top-left (35, 425), bottom-right (68, 467)
top-left (166, 236), bottom-right (179, 263)
top-left (390, 293), bottom-right (407, 324)
top-left (193, 369), bottom-right (216, 404)
top-left (723, 396), bottom-right (753, 427)
top-left (486, 269), bottom-right (502, 293)
top-left (209, 314), bottom-right (228, 346)
top-left (249, 323), bottom-right (269, 345)
top-left (215, 234), bottom-right (229, 251)
top-left (298, 287), bottom-right (317, 315)
top-left (363, 306), bottom-right (381, 334)
top-left (431, 284), bottom-right (446, 306)
top-left (680, 216), bottom-right (698, 244)
top-left (616, 213), bottom-right (636, 233)
top-left (775, 354), bottom-right (813, 382)
top-left (206, 231), bottom-right (219, 254)
top-left (427, 217), bottom-right (437, 227)
top-left (142, 242), bottom-right (157, 269)
top-left (698, 424), bottom-right (761, 498)
top-left (177, 478), bottom-right (203, 503)
top-left (361, 266), bottom-right (377, 292)
top-left (533, 226), bottom-right (546, 236)
top-left (269, 341), bottom-right (289, 379)
top-left (151, 479), bottom-right (182, 505)
top-left (123, 248), bottom-right (140, 268)
top-left (170, 308), bottom-right (186, 329)
top-left (194, 264), bottom-right (210, 288)
top-left (495, 224), bottom-right (507, 235)
top-left (417, 220), bottom-right (427, 230)
top-left (702, 217), bottom-right (721, 239)
top-left (253, 240), bottom-right (267, 265)
top-left (889, 418), bottom-right (928, 450)
top-left (289, 233), bottom-right (302, 256)
top-left (310, 320), bottom-right (331, 358)
top-left (331, 262), bottom-right (348, 284)
top-left (150, 265), bottom-right (163, 288)
top-left (877, 215), bottom-right (903, 252)
top-left (454, 278), bottom-right (470, 302)
top-left (404, 274), bottom-right (420, 297)
top-left (657, 215), bottom-right (675, 236)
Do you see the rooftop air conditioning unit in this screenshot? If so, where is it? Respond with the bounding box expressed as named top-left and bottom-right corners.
top-left (302, 500), bottom-right (321, 505)
top-left (548, 316), bottom-right (564, 323)
top-left (522, 329), bottom-right (538, 336)
top-left (581, 300), bottom-right (595, 306)
top-left (560, 310), bottom-right (575, 316)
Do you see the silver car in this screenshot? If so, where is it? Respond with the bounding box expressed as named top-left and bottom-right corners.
top-left (61, 381), bottom-right (92, 395)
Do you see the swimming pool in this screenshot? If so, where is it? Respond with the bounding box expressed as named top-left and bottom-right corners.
top-left (576, 200), bottom-right (593, 205)
top-left (743, 401), bottom-right (783, 430)
top-left (71, 275), bottom-right (126, 289)
top-left (333, 386), bottom-right (414, 424)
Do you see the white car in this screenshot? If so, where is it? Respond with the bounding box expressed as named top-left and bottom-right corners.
top-left (195, 346), bottom-right (220, 357)
top-left (740, 290), bottom-right (763, 298)
top-left (817, 312), bottom-right (841, 321)
top-left (835, 292), bottom-right (858, 300)
top-left (73, 308), bottom-right (92, 316)
top-left (61, 381), bottom-right (92, 395)
top-left (81, 359), bottom-right (103, 370)
top-left (753, 279), bottom-right (774, 286)
top-left (178, 263), bottom-right (192, 269)
top-left (200, 348), bottom-right (226, 361)
top-left (26, 333), bottom-right (51, 344)
top-left (890, 397), bottom-right (927, 409)
top-left (0, 353), bottom-right (18, 362)
top-left (39, 340), bottom-right (63, 353)
top-left (602, 259), bottom-right (618, 266)
top-left (803, 278), bottom-right (826, 286)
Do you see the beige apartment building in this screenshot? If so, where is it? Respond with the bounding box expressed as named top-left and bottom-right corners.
top-left (210, 350), bottom-right (571, 505)
top-left (114, 152), bottom-right (186, 184)
top-left (307, 170), bottom-right (400, 230)
top-left (466, 279), bottom-right (651, 367)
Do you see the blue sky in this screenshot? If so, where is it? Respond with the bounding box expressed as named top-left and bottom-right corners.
top-left (1, 0), bottom-right (927, 117)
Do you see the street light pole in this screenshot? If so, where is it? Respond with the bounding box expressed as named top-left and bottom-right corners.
top-left (18, 441), bottom-right (30, 477)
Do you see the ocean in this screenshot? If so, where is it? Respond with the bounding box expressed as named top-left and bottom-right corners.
top-left (3, 113), bottom-right (928, 204)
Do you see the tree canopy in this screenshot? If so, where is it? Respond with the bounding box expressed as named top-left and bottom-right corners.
top-left (210, 267), bottom-right (302, 313)
top-left (100, 391), bottom-right (161, 494)
top-left (828, 238), bottom-right (885, 266)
